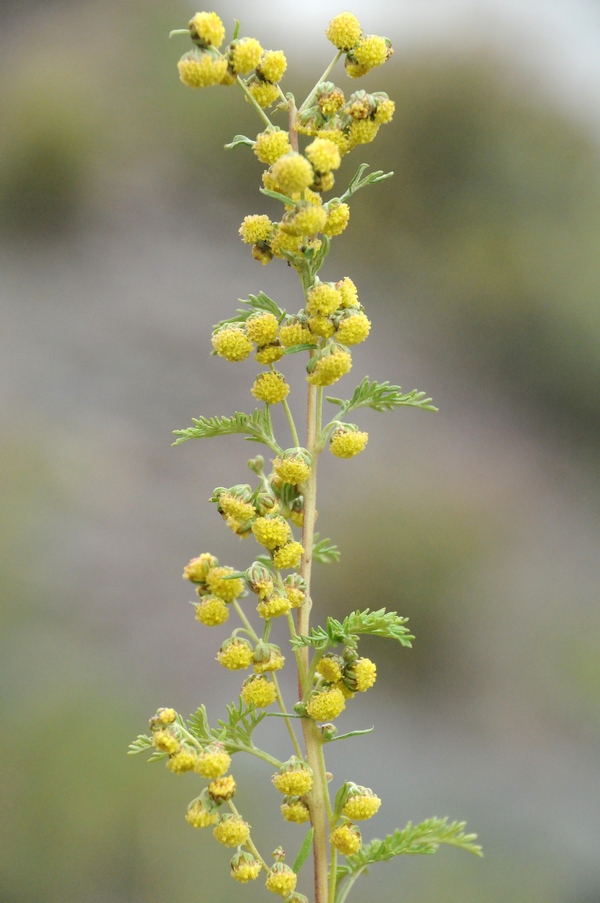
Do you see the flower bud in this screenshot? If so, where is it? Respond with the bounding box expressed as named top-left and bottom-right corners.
top-left (183, 552), bottom-right (218, 584)
top-left (266, 861), bottom-right (297, 897)
top-left (272, 757), bottom-right (313, 796)
top-left (273, 448), bottom-right (312, 485)
top-left (245, 561), bottom-right (274, 598)
top-left (281, 795), bottom-right (311, 823)
top-left (342, 783), bottom-right (382, 820)
top-left (331, 821), bottom-right (362, 855)
top-left (284, 573), bottom-right (307, 607)
top-left (217, 636), bottom-right (254, 670)
top-left (213, 813), bottom-right (251, 847)
top-left (195, 742), bottom-right (231, 779)
top-left (253, 641), bottom-right (285, 673)
top-left (208, 773), bottom-right (236, 803)
top-left (230, 850), bottom-right (262, 882)
top-left (185, 794), bottom-right (219, 828)
top-left (316, 653), bottom-right (344, 683)
top-left (241, 674), bottom-right (278, 708)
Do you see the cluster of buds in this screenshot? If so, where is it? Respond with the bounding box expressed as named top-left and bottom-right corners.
top-left (183, 552), bottom-right (245, 626)
top-left (297, 83), bottom-right (395, 150)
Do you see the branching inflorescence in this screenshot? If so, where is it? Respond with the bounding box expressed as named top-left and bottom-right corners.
top-left (129, 11), bottom-right (481, 903)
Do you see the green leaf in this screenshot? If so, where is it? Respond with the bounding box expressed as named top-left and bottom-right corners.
top-left (213, 291), bottom-right (286, 332)
top-left (260, 187), bottom-right (297, 206)
top-left (312, 534), bottom-right (341, 564)
top-left (187, 706), bottom-right (214, 744)
top-left (293, 828), bottom-right (314, 874)
top-left (216, 698), bottom-right (267, 750)
top-left (284, 343), bottom-right (318, 355)
top-left (290, 608), bottom-right (413, 651)
top-left (338, 164), bottom-right (394, 203)
top-left (224, 134), bottom-right (254, 150)
top-left (127, 734), bottom-right (153, 755)
top-left (173, 408), bottom-right (281, 453)
top-left (326, 378), bottom-right (437, 417)
top-left (335, 818), bottom-right (482, 884)
top-left (326, 726), bottom-right (374, 743)
top-left (333, 782), bottom-right (350, 822)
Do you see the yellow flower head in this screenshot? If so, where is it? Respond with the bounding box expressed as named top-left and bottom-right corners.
top-left (336, 276), bottom-right (359, 308)
top-left (205, 566), bottom-right (244, 601)
top-left (217, 637), bottom-right (254, 670)
top-left (316, 653), bottom-right (344, 683)
top-left (336, 679), bottom-right (355, 700)
top-left (307, 350), bottom-right (353, 387)
top-left (253, 641), bottom-right (285, 673)
top-left (186, 799), bottom-right (218, 828)
top-left (325, 12), bottom-right (363, 51)
top-left (342, 785), bottom-right (382, 821)
top-left (336, 311), bottom-right (371, 345)
top-left (348, 119), bottom-right (380, 146)
top-left (323, 202), bottom-right (350, 237)
top-left (270, 228), bottom-right (302, 259)
top-left (217, 492), bottom-right (256, 522)
top-left (255, 342), bottom-right (285, 364)
top-left (306, 282), bottom-right (342, 316)
top-left (281, 796), bottom-right (311, 823)
top-left (273, 449), bottom-right (312, 485)
top-left (231, 37), bottom-right (263, 74)
top-left (252, 243), bottom-right (274, 265)
top-left (305, 137), bottom-right (342, 174)
top-left (245, 311), bottom-right (279, 345)
top-left (284, 580), bottom-right (306, 608)
top-left (247, 80), bottom-right (280, 108)
top-left (374, 97), bottom-right (395, 124)
top-left (350, 656), bottom-right (377, 691)
top-left (183, 552), bottom-right (218, 583)
top-left (195, 743), bottom-right (231, 778)
top-left (318, 87), bottom-right (346, 117)
top-left (246, 562), bottom-right (274, 598)
top-left (331, 822), bottom-right (362, 855)
top-left (167, 748), bottom-right (197, 773)
top-left (178, 52), bottom-right (228, 88)
top-left (251, 515), bottom-right (291, 549)
top-left (318, 128), bottom-right (352, 155)
top-left (308, 315), bottom-right (336, 339)
top-left (208, 773), bottom-right (236, 803)
top-left (195, 595), bottom-right (229, 626)
top-left (306, 686), bottom-right (346, 721)
top-left (239, 214), bottom-right (273, 244)
top-left (157, 707), bottom-right (177, 725)
top-left (270, 153), bottom-right (314, 195)
top-left (272, 541), bottom-right (304, 570)
top-left (152, 730), bottom-right (180, 755)
top-left (330, 427), bottom-right (368, 459)
top-left (352, 35), bottom-right (390, 71)
top-left (256, 593), bottom-right (292, 619)
top-left (272, 758), bottom-right (313, 796)
top-left (257, 49), bottom-right (287, 83)
top-left (265, 863), bottom-right (297, 897)
top-left (251, 371), bottom-right (290, 404)
top-left (211, 325), bottom-right (253, 362)
top-left (213, 814), bottom-right (251, 847)
top-left (254, 130), bottom-right (292, 165)
top-left (241, 674), bottom-right (278, 708)
top-left (189, 12), bottom-right (226, 48)
top-left (231, 851), bottom-right (263, 883)
top-left (279, 319), bottom-right (313, 348)
top-left (281, 204), bottom-right (328, 237)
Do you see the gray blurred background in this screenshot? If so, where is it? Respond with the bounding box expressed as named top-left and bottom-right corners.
top-left (1, 0), bottom-right (600, 901)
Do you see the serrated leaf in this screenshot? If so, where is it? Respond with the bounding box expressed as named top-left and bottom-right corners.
top-left (335, 817), bottom-right (482, 885)
top-left (292, 827), bottom-right (314, 873)
top-left (290, 608), bottom-right (413, 651)
top-left (338, 165), bottom-right (394, 203)
top-left (326, 378), bottom-right (437, 417)
top-left (224, 134), bottom-right (254, 150)
top-left (213, 292), bottom-right (286, 332)
top-left (187, 706), bottom-right (214, 744)
top-left (127, 735), bottom-right (153, 755)
top-left (216, 697), bottom-right (267, 750)
top-left (312, 534), bottom-right (341, 564)
top-left (147, 750), bottom-right (169, 763)
top-left (173, 408), bottom-right (281, 453)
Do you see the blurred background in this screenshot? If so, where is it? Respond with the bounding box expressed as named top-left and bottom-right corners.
top-left (1, 0), bottom-right (600, 901)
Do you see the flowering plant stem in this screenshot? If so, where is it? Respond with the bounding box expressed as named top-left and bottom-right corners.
top-left (130, 11), bottom-right (482, 903)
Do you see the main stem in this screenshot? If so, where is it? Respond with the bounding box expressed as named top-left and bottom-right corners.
top-left (299, 376), bottom-right (329, 903)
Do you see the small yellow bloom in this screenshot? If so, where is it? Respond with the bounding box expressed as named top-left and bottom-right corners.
top-left (325, 12), bottom-right (362, 51)
top-left (270, 229), bottom-right (301, 259)
top-left (241, 675), bottom-right (278, 708)
top-left (316, 654), bottom-right (344, 683)
top-left (212, 325), bottom-right (253, 362)
top-left (374, 97), bottom-right (395, 124)
top-left (306, 282), bottom-right (342, 316)
top-left (186, 800), bottom-right (218, 828)
top-left (284, 584), bottom-right (305, 607)
top-left (318, 87), bottom-right (345, 116)
top-left (336, 311), bottom-right (371, 345)
top-left (279, 320), bottom-right (313, 347)
top-left (218, 492), bottom-right (256, 522)
top-left (195, 745), bottom-right (231, 778)
top-left (252, 243), bottom-right (274, 265)
top-left (251, 371), bottom-right (290, 404)
top-left (306, 686), bottom-right (346, 721)
top-left (152, 730), bottom-right (180, 755)
top-left (273, 454), bottom-right (311, 485)
top-left (217, 638), bottom-right (254, 670)
top-left (213, 814), bottom-right (251, 847)
top-left (270, 153), bottom-right (314, 195)
top-left (256, 593), bottom-right (292, 619)
top-left (281, 797), bottom-right (311, 823)
top-left (307, 350), bottom-right (352, 387)
top-left (281, 204), bottom-right (328, 237)
top-left (353, 657), bottom-right (377, 691)
top-left (255, 342), bottom-right (285, 364)
top-left (245, 312), bottom-right (279, 345)
top-left (331, 822), bottom-right (362, 855)
top-left (272, 763), bottom-right (313, 796)
top-left (342, 787), bottom-right (382, 821)
top-left (183, 552), bottom-right (218, 583)
top-left (252, 515), bottom-right (291, 549)
top-left (208, 774), bottom-right (236, 802)
top-left (231, 851), bottom-right (263, 882)
top-left (330, 428), bottom-right (368, 459)
top-left (206, 566), bottom-right (244, 601)
top-left (195, 595), bottom-right (229, 626)
top-left (305, 137), bottom-right (342, 174)
top-left (272, 541), bottom-right (304, 570)
top-left (323, 202), bottom-right (350, 237)
top-left (157, 707), bottom-right (177, 724)
top-left (336, 276), bottom-right (359, 308)
top-left (348, 119), bottom-right (380, 146)
top-left (254, 130), bottom-right (292, 165)
top-left (247, 80), bottom-right (280, 108)
top-left (231, 37), bottom-right (263, 75)
top-left (254, 651), bottom-right (285, 673)
top-left (178, 53), bottom-right (228, 88)
top-left (308, 315), bottom-right (336, 338)
top-left (189, 12), bottom-right (226, 48)
top-left (353, 35), bottom-right (390, 70)
top-left (239, 214), bottom-right (273, 244)
top-left (257, 49), bottom-right (287, 83)
top-left (336, 680), bottom-right (355, 700)
top-left (317, 128), bottom-right (351, 155)
top-left (265, 864), bottom-right (297, 897)
top-left (167, 748), bottom-right (197, 773)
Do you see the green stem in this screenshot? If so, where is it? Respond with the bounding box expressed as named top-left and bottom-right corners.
top-left (317, 741), bottom-right (334, 822)
top-left (233, 600), bottom-right (259, 641)
top-left (302, 648), bottom-right (324, 702)
top-left (228, 800), bottom-right (268, 870)
top-left (281, 397), bottom-right (300, 447)
top-left (317, 386), bottom-right (324, 436)
top-left (329, 848), bottom-right (338, 903)
top-left (299, 50), bottom-right (344, 113)
top-left (236, 75), bottom-right (273, 128)
top-left (238, 745), bottom-right (282, 770)
top-left (177, 724), bottom-right (204, 751)
top-left (335, 868), bottom-right (367, 903)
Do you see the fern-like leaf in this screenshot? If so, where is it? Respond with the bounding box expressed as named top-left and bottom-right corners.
top-left (338, 165), bottom-right (394, 203)
top-left (327, 378), bottom-right (437, 417)
top-left (173, 408), bottom-right (281, 453)
top-left (312, 534), bottom-right (341, 564)
top-left (290, 608), bottom-right (413, 651)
